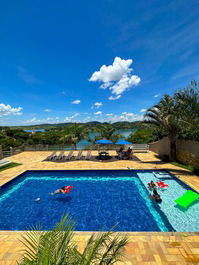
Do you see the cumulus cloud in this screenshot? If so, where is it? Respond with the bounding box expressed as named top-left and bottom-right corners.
top-left (64, 113), bottom-right (79, 122)
top-left (89, 57), bottom-right (141, 100)
top-left (44, 109), bottom-right (52, 112)
top-left (140, 109), bottom-right (147, 112)
top-left (71, 99), bottom-right (81, 104)
top-left (94, 111), bottom-right (102, 115)
top-left (92, 102), bottom-right (103, 109)
top-left (108, 95), bottom-right (121, 100)
top-left (0, 104), bottom-right (22, 117)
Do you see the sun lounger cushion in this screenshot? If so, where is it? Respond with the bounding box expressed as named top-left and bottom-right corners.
top-left (175, 190), bottom-right (199, 208)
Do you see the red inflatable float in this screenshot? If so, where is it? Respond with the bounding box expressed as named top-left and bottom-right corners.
top-left (63, 185), bottom-right (73, 194)
top-left (156, 181), bottom-right (168, 188)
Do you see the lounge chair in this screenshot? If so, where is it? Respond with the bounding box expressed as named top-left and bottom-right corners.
top-left (85, 151), bottom-right (92, 160)
top-left (65, 151), bottom-right (73, 161)
top-left (56, 151), bottom-right (65, 161)
top-left (75, 151), bottom-right (83, 160)
top-left (0, 158), bottom-right (11, 167)
top-left (46, 151), bottom-right (56, 161)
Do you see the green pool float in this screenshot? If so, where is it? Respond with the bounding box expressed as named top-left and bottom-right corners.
top-left (175, 190), bottom-right (199, 208)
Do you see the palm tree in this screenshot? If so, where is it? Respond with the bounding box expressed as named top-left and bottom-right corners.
top-left (174, 80), bottom-right (199, 131)
top-left (145, 95), bottom-right (181, 160)
top-left (18, 215), bottom-right (128, 265)
top-left (59, 124), bottom-right (89, 149)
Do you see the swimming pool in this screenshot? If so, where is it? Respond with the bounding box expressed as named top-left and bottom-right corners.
top-left (0, 170), bottom-right (198, 231)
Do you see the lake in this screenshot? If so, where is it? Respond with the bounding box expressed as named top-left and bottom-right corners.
top-left (24, 128), bottom-right (136, 149)
top-left (24, 129), bottom-right (45, 133)
top-left (77, 129), bottom-right (136, 149)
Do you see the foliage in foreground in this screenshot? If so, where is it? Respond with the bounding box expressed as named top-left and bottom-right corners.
top-left (18, 215), bottom-right (128, 265)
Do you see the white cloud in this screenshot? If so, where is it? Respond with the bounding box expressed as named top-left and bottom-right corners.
top-left (154, 94), bottom-right (160, 98)
top-left (0, 104), bottom-right (22, 117)
top-left (108, 95), bottom-right (121, 100)
top-left (92, 102), bottom-right (103, 109)
top-left (140, 109), bottom-right (147, 112)
top-left (64, 113), bottom-right (79, 122)
top-left (89, 57), bottom-right (133, 83)
top-left (109, 75), bottom-right (140, 96)
top-left (44, 109), bottom-right (52, 112)
top-left (71, 99), bottom-right (81, 104)
top-left (89, 57), bottom-right (141, 100)
top-left (105, 112), bottom-right (143, 122)
top-left (24, 116), bottom-right (60, 125)
top-left (94, 111), bottom-right (102, 115)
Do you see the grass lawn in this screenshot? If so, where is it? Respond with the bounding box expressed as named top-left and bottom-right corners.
top-left (0, 162), bottom-right (22, 172)
top-left (171, 161), bottom-right (199, 175)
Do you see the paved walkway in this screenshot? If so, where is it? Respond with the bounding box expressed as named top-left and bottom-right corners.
top-left (0, 151), bottom-right (199, 264)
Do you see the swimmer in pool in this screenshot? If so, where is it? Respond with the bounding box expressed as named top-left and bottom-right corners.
top-left (148, 181), bottom-right (156, 190)
top-left (152, 189), bottom-right (162, 203)
top-left (50, 186), bottom-right (72, 196)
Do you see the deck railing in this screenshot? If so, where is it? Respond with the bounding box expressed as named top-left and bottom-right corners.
top-left (0, 143), bottom-right (149, 159)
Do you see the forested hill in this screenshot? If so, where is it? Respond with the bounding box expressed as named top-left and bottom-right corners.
top-left (9, 121), bottom-right (141, 130)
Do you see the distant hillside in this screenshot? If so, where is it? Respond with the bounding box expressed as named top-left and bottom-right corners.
top-left (10, 121), bottom-right (142, 130)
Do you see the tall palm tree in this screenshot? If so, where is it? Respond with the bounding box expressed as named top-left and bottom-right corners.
top-left (18, 215), bottom-right (128, 265)
top-left (145, 95), bottom-right (181, 160)
top-left (174, 80), bottom-right (199, 130)
top-left (60, 124), bottom-right (89, 149)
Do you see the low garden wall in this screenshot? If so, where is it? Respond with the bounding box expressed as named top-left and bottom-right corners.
top-left (149, 138), bottom-right (199, 169)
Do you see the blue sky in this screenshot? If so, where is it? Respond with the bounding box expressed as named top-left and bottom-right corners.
top-left (0, 0), bottom-right (199, 125)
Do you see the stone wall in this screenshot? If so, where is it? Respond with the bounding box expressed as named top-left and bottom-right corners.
top-left (149, 137), bottom-right (170, 156)
top-left (149, 138), bottom-right (199, 169)
top-left (176, 140), bottom-right (199, 169)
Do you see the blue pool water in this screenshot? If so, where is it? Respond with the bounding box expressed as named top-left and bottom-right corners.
top-left (0, 170), bottom-right (198, 231)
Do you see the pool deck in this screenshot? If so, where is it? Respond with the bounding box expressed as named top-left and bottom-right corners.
top-left (0, 151), bottom-right (199, 264)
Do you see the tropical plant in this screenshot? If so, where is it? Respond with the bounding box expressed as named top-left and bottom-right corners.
top-left (144, 81), bottom-right (199, 160)
top-left (127, 126), bottom-right (159, 144)
top-left (174, 80), bottom-right (199, 141)
top-left (59, 124), bottom-right (89, 149)
top-left (18, 215), bottom-right (128, 265)
top-left (145, 94), bottom-right (181, 160)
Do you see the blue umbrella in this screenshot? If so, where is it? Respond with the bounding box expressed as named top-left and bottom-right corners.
top-left (96, 139), bottom-right (113, 144)
top-left (115, 139), bottom-right (131, 145)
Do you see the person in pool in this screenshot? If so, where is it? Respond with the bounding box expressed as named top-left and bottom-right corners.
top-left (152, 189), bottom-right (162, 203)
top-left (50, 186), bottom-right (72, 196)
top-left (148, 181), bottom-right (156, 190)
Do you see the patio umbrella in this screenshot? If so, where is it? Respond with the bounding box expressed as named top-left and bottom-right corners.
top-left (96, 139), bottom-right (113, 144)
top-left (115, 139), bottom-right (131, 145)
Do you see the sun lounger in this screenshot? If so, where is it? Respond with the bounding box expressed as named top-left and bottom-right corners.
top-left (56, 151), bottom-right (65, 161)
top-left (85, 151), bottom-right (92, 160)
top-left (131, 144), bottom-right (149, 153)
top-left (65, 151), bottom-right (73, 161)
top-left (0, 158), bottom-right (11, 167)
top-left (46, 152), bottom-right (56, 161)
top-left (75, 151), bottom-right (83, 160)
top-left (175, 190), bottom-right (199, 208)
